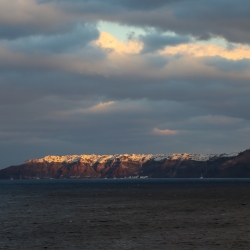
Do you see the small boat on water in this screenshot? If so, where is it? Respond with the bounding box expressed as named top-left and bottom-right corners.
top-left (200, 173), bottom-right (203, 179)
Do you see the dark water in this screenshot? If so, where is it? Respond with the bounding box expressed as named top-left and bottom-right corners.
top-left (1, 179), bottom-right (250, 249)
top-left (2, 177), bottom-right (250, 189)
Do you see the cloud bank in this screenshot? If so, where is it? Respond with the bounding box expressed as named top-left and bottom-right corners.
top-left (0, 0), bottom-right (250, 168)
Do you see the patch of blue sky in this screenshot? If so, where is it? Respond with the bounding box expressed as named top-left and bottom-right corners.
top-left (98, 21), bottom-right (146, 42)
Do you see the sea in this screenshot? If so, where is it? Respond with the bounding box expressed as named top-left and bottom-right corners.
top-left (1, 178), bottom-right (250, 249)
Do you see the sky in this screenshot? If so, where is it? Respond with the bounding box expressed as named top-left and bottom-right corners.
top-left (1, 0), bottom-right (250, 168)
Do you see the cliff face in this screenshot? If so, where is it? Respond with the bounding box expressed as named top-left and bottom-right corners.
top-left (1, 150), bottom-right (250, 179)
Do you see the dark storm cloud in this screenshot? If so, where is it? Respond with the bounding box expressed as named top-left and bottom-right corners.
top-left (139, 32), bottom-right (191, 53)
top-left (120, 0), bottom-right (250, 44)
top-left (37, 0), bottom-right (180, 10)
top-left (1, 69), bottom-right (250, 120)
top-left (3, 23), bottom-right (99, 54)
top-left (120, 0), bottom-right (178, 10)
top-left (38, 0), bottom-right (250, 44)
top-left (144, 55), bottom-right (169, 68)
top-left (2, 0), bottom-right (250, 44)
top-left (0, 22), bottom-right (72, 40)
top-left (0, 1), bottom-right (74, 40)
top-left (204, 57), bottom-right (250, 72)
top-left (0, 26), bottom-right (36, 40)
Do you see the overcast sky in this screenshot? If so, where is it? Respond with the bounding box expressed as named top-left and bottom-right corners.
top-left (1, 0), bottom-right (250, 168)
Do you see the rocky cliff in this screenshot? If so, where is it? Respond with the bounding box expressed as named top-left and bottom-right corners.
top-left (1, 149), bottom-right (250, 179)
